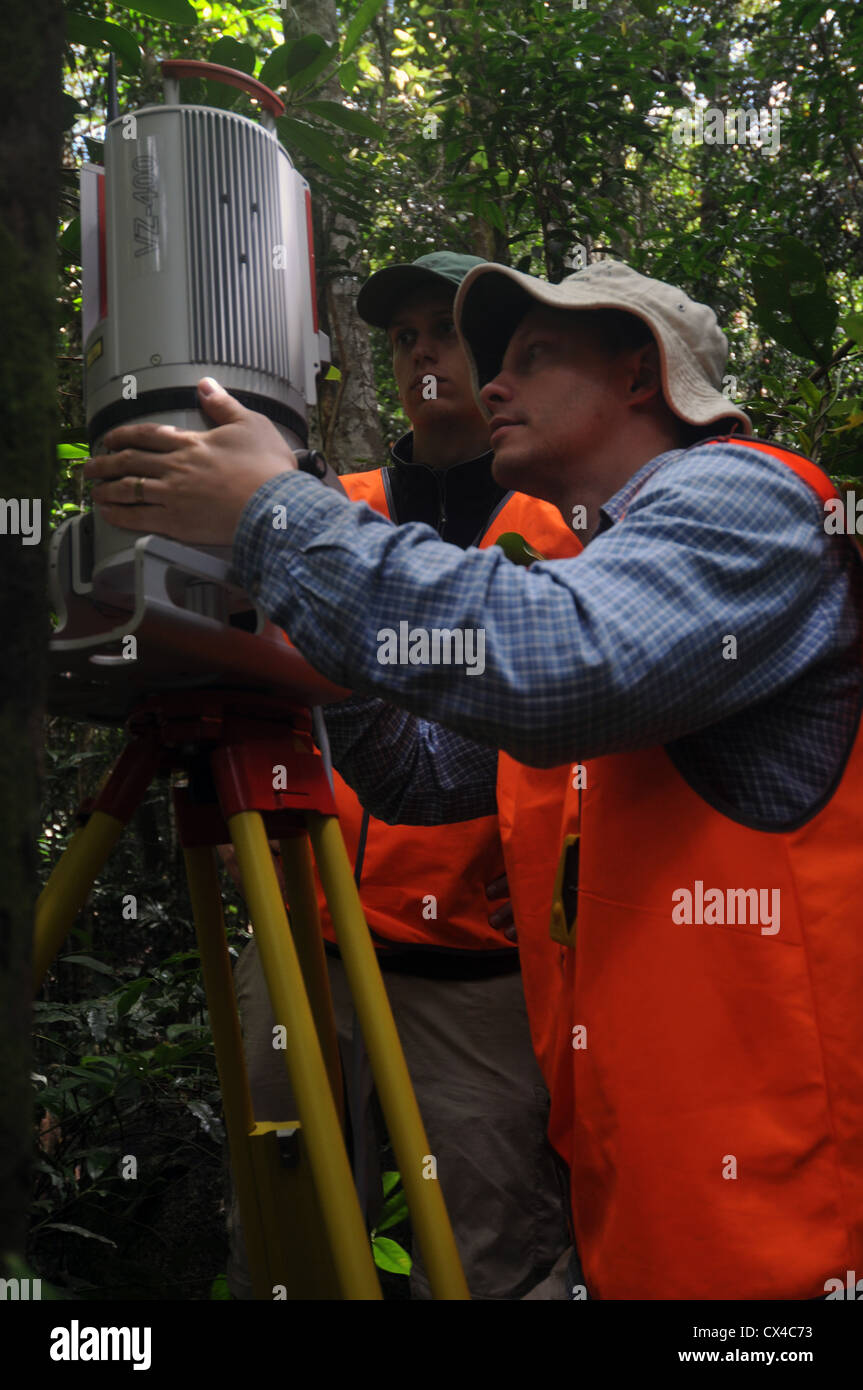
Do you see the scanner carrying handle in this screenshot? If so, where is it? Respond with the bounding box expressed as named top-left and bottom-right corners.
top-left (160, 59), bottom-right (286, 120)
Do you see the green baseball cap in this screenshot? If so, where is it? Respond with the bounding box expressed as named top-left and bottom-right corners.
top-left (357, 251), bottom-right (487, 329)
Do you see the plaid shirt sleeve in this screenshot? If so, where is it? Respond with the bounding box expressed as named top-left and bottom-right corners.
top-left (232, 442), bottom-right (830, 819)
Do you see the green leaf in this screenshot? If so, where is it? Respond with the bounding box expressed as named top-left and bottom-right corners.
top-left (759, 374), bottom-right (786, 400)
top-left (796, 378), bottom-right (823, 409)
top-left (84, 1149), bottom-right (115, 1180)
top-left (111, 0), bottom-right (197, 24)
top-left (210, 1273), bottom-right (232, 1299)
top-left (376, 1188), bottom-right (409, 1232)
top-left (61, 94), bottom-right (85, 130)
top-left (42, 1223), bottom-right (117, 1247)
top-left (338, 61), bottom-right (360, 93)
top-left (260, 35), bottom-right (328, 90)
top-left (495, 532), bottom-right (546, 566)
top-left (206, 38), bottom-right (257, 106)
top-left (480, 197), bottom-right (506, 233)
top-left (164, 1023), bottom-right (201, 1042)
top-left (59, 217), bottom-right (81, 261)
top-left (57, 444), bottom-right (89, 458)
top-left (304, 100), bottom-right (383, 141)
top-left (289, 44), bottom-right (339, 95)
top-left (834, 411), bottom-right (863, 434)
top-left (186, 1099), bottom-right (224, 1141)
top-left (795, 0), bottom-right (828, 27)
top-left (32, 1002), bottom-right (82, 1022)
top-left (343, 0), bottom-right (388, 61)
top-left (276, 117), bottom-right (345, 173)
top-left (59, 954), bottom-right (117, 978)
top-left (258, 45), bottom-right (287, 90)
top-left (116, 978), bottom-right (152, 1017)
top-left (750, 238), bottom-right (838, 366)
top-left (210, 36), bottom-right (257, 75)
top-left (381, 1170), bottom-right (400, 1197)
top-left (828, 399), bottom-right (861, 419)
top-left (325, 364), bottom-right (342, 381)
top-left (65, 15), bottom-right (142, 73)
top-left (79, 1056), bottom-right (121, 1074)
top-left (371, 1234), bottom-right (412, 1275)
top-left (840, 314), bottom-right (863, 348)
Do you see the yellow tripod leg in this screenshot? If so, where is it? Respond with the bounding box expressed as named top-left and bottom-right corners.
top-left (278, 834), bottom-right (343, 1126)
top-left (229, 810), bottom-right (381, 1300)
top-left (33, 812), bottom-right (125, 991)
top-left (184, 844), bottom-right (282, 1299)
top-left (308, 812), bottom-right (470, 1300)
top-left (184, 844), bottom-right (342, 1299)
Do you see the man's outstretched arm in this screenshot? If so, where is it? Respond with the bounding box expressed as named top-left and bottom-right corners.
top-left (233, 445), bottom-right (829, 768)
top-left (83, 385), bottom-right (832, 776)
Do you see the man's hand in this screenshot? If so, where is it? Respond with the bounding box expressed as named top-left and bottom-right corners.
top-left (486, 874), bottom-right (516, 942)
top-left (83, 378), bottom-right (298, 545)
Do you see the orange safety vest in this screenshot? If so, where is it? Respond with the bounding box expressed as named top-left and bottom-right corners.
top-left (496, 754), bottom-right (575, 1082)
top-left (316, 468), bottom-right (581, 984)
top-left (544, 437), bottom-right (863, 1299)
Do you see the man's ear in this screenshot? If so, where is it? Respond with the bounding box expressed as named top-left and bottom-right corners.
top-left (626, 342), bottom-right (663, 404)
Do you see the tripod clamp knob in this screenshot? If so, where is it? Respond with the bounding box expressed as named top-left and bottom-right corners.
top-left (293, 449), bottom-right (346, 496)
top-left (294, 449), bottom-right (327, 480)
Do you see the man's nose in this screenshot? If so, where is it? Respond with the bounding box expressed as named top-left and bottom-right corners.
top-left (411, 332), bottom-right (438, 363)
top-left (480, 372), bottom-right (513, 409)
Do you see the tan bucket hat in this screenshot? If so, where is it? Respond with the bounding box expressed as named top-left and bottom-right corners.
top-left (454, 259), bottom-right (752, 435)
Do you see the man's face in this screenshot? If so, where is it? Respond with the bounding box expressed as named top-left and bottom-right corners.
top-left (479, 306), bottom-right (630, 499)
top-left (388, 285), bottom-right (485, 431)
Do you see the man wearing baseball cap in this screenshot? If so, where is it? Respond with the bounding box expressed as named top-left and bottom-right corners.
top-left (88, 258), bottom-right (863, 1301)
top-left (224, 251), bottom-right (576, 1300)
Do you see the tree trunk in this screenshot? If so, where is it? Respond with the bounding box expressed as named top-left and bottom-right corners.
top-left (0, 0), bottom-right (64, 1265)
top-left (283, 0), bottom-right (384, 474)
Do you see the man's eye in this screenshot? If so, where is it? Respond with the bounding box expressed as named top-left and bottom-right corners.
top-left (395, 330), bottom-right (415, 347)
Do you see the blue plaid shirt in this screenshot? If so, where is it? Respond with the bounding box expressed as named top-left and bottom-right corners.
top-left (233, 441), bottom-right (862, 828)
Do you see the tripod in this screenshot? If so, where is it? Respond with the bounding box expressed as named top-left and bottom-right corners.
top-left (33, 689), bottom-right (470, 1300)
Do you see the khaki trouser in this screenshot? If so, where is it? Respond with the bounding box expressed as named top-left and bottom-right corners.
top-left (226, 937), bottom-right (572, 1300)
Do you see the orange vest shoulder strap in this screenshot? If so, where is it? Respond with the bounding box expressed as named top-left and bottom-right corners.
top-left (340, 467), bottom-right (392, 517)
top-left (343, 472), bottom-right (581, 557)
top-left (479, 491), bottom-right (583, 556)
top-left (702, 435), bottom-right (839, 505)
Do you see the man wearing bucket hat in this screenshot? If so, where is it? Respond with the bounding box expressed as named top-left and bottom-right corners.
top-left (87, 257), bottom-right (863, 1301)
top-left (223, 251), bottom-right (576, 1301)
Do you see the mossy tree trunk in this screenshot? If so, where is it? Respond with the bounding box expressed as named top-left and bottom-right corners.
top-left (284, 0), bottom-right (384, 474)
top-left (0, 0), bottom-right (64, 1265)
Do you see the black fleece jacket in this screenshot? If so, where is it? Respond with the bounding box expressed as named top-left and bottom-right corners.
top-left (382, 431), bottom-right (506, 545)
